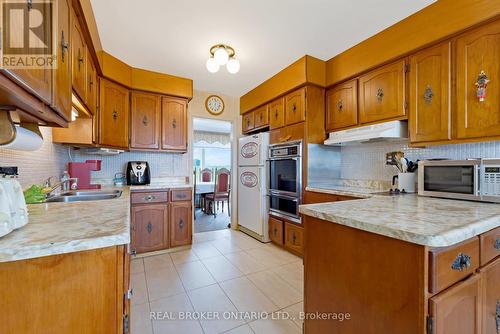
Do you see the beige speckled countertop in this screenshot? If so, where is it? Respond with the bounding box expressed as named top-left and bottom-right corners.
top-left (299, 194), bottom-right (500, 248)
top-left (0, 183), bottom-right (190, 263)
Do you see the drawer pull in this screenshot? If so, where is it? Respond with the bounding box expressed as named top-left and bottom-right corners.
top-left (495, 238), bottom-right (500, 250)
top-left (145, 195), bottom-right (156, 201)
top-left (451, 253), bottom-right (471, 272)
top-left (176, 193), bottom-right (187, 199)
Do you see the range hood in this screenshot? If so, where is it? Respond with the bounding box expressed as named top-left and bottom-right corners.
top-left (79, 147), bottom-right (124, 155)
top-left (324, 120), bottom-right (408, 146)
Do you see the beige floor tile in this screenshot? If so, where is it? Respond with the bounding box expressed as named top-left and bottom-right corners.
top-left (247, 270), bottom-right (302, 309)
top-left (211, 238), bottom-right (242, 254)
top-left (192, 242), bottom-right (223, 259)
top-left (282, 302), bottom-right (303, 329)
top-left (272, 262), bottom-right (304, 295)
top-left (263, 244), bottom-right (301, 263)
top-left (146, 266), bottom-right (184, 301)
top-left (188, 284), bottom-right (245, 334)
top-left (130, 272), bottom-right (148, 305)
top-left (249, 317), bottom-right (301, 334)
top-left (150, 293), bottom-right (204, 334)
top-left (227, 234), bottom-right (266, 251)
top-left (143, 253), bottom-right (174, 272)
top-left (244, 248), bottom-right (289, 268)
top-left (224, 251), bottom-right (268, 275)
top-left (220, 276), bottom-right (278, 314)
top-left (131, 301), bottom-right (153, 334)
top-left (201, 255), bottom-right (244, 282)
top-left (175, 260), bottom-right (216, 290)
top-left (130, 258), bottom-right (144, 274)
top-left (222, 324), bottom-right (255, 334)
top-left (170, 249), bottom-right (199, 265)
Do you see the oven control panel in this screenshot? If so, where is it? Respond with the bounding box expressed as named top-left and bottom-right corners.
top-left (482, 165), bottom-right (500, 196)
top-left (270, 146), bottom-right (299, 158)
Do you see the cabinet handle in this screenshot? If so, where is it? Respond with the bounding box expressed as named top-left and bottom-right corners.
top-left (495, 238), bottom-right (500, 250)
top-left (60, 30), bottom-right (69, 63)
top-left (292, 232), bottom-right (296, 245)
top-left (78, 48), bottom-right (84, 71)
top-left (144, 195), bottom-right (155, 201)
top-left (376, 88), bottom-right (384, 101)
top-left (475, 70), bottom-right (490, 102)
top-left (292, 103), bottom-right (297, 113)
top-left (143, 116), bottom-right (148, 126)
top-left (273, 227), bottom-right (277, 236)
top-left (337, 99), bottom-right (343, 112)
top-left (112, 111), bottom-right (118, 120)
top-left (451, 253), bottom-right (471, 271)
top-left (275, 111), bottom-right (278, 119)
top-left (496, 300), bottom-right (500, 333)
top-left (176, 193), bottom-right (187, 199)
top-left (423, 85), bottom-right (434, 104)
top-left (27, 0), bottom-right (32, 10)
top-left (147, 222), bottom-right (152, 234)
top-left (179, 219), bottom-right (184, 229)
top-left (260, 113), bottom-right (263, 121)
top-left (172, 119), bottom-right (177, 129)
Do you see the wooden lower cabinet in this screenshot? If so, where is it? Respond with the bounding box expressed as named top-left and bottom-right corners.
top-left (480, 257), bottom-right (500, 334)
top-left (269, 216), bottom-right (284, 245)
top-left (170, 201), bottom-right (192, 247)
top-left (131, 203), bottom-right (169, 253)
top-left (284, 222), bottom-right (303, 256)
top-left (0, 246), bottom-right (129, 334)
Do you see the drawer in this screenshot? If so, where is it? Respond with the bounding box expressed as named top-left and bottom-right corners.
top-left (269, 216), bottom-right (284, 245)
top-left (480, 226), bottom-right (500, 266)
top-left (131, 191), bottom-right (169, 204)
top-left (269, 122), bottom-right (305, 144)
top-left (429, 237), bottom-right (479, 294)
top-left (284, 222), bottom-right (303, 256)
top-left (170, 189), bottom-right (192, 202)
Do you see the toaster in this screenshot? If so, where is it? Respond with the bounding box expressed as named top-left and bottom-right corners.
top-left (126, 161), bottom-right (151, 185)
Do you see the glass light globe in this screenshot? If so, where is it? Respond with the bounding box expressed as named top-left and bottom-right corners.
top-left (226, 58), bottom-right (240, 74)
top-left (214, 47), bottom-right (229, 65)
top-left (206, 57), bottom-right (219, 73)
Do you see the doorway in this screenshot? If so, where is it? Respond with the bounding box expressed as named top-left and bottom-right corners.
top-left (192, 118), bottom-right (232, 233)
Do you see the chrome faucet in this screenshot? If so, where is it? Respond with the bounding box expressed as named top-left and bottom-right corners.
top-left (44, 176), bottom-right (79, 198)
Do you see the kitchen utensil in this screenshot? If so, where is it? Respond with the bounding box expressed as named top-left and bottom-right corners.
top-left (386, 151), bottom-right (405, 172)
top-left (400, 157), bottom-right (408, 173)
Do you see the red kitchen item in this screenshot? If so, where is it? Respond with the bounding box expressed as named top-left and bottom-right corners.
top-left (68, 160), bottom-right (102, 190)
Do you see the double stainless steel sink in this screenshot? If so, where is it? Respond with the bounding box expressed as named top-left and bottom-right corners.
top-left (45, 190), bottom-right (122, 203)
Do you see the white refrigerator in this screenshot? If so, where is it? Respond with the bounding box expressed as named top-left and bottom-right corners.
top-left (237, 132), bottom-right (270, 242)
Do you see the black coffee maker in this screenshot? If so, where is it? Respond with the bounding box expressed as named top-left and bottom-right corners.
top-left (126, 161), bottom-right (151, 185)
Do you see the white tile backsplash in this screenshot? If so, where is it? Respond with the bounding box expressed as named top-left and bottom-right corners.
top-left (340, 140), bottom-right (500, 182)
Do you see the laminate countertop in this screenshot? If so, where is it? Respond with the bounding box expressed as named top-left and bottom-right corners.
top-left (299, 194), bottom-right (500, 248)
top-left (0, 183), bottom-right (191, 263)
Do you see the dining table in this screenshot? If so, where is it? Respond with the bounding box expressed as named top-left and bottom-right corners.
top-left (196, 182), bottom-right (215, 195)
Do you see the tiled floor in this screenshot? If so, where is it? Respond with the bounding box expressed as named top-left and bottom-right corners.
top-left (131, 229), bottom-right (303, 334)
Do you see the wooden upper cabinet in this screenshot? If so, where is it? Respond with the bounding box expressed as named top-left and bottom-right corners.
top-left (131, 204), bottom-right (169, 254)
top-left (161, 97), bottom-right (187, 151)
top-left (51, 0), bottom-right (72, 121)
top-left (326, 79), bottom-right (358, 131)
top-left (242, 112), bottom-right (254, 133)
top-left (479, 257), bottom-right (500, 334)
top-left (358, 59), bottom-right (407, 124)
top-left (71, 9), bottom-right (87, 102)
top-left (253, 105), bottom-right (269, 129)
top-left (269, 97), bottom-right (285, 129)
top-left (130, 92), bottom-right (160, 150)
top-left (409, 42), bottom-right (451, 143)
top-left (456, 20), bottom-right (500, 140)
top-left (169, 201), bottom-right (192, 248)
top-left (86, 56), bottom-right (97, 115)
top-left (285, 87), bottom-right (306, 125)
top-left (99, 79), bottom-right (129, 149)
top-left (429, 275), bottom-right (481, 334)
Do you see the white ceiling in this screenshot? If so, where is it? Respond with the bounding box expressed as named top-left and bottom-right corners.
top-left (90, 0), bottom-right (435, 97)
top-left (193, 118), bottom-right (232, 133)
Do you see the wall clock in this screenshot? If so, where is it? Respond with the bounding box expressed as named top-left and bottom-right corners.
top-left (205, 95), bottom-right (225, 115)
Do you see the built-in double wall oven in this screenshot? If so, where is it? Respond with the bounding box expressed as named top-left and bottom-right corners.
top-left (268, 141), bottom-right (302, 223)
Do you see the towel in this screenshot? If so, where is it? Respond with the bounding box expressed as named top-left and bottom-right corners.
top-left (6, 179), bottom-right (28, 230)
top-left (0, 182), bottom-right (13, 238)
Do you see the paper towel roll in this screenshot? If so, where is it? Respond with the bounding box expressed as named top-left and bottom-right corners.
top-left (0, 125), bottom-right (43, 151)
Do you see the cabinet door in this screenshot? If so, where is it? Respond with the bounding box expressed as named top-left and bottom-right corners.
top-left (285, 87), bottom-right (306, 126)
top-left (130, 92), bottom-right (160, 150)
top-left (170, 201), bottom-right (192, 248)
top-left (326, 79), bottom-right (358, 131)
top-left (131, 204), bottom-right (168, 254)
top-left (429, 275), bottom-right (481, 334)
top-left (86, 56), bottom-right (97, 115)
top-left (161, 97), bottom-right (187, 151)
top-left (52, 0), bottom-right (72, 121)
top-left (284, 222), bottom-right (303, 256)
top-left (99, 79), bottom-right (129, 149)
top-left (409, 42), bottom-right (451, 143)
top-left (480, 257), bottom-right (500, 334)
top-left (254, 105), bottom-right (269, 129)
top-left (358, 59), bottom-right (406, 124)
top-left (242, 112), bottom-right (255, 133)
top-left (456, 20), bottom-right (500, 140)
top-left (71, 9), bottom-right (86, 102)
top-left (268, 216), bottom-right (283, 245)
top-left (269, 97), bottom-right (285, 129)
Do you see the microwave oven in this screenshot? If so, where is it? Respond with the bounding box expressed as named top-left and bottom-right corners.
top-left (418, 159), bottom-right (500, 203)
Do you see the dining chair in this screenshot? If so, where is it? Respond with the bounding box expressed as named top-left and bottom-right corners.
top-left (201, 168), bottom-right (213, 182)
top-left (205, 168), bottom-right (230, 218)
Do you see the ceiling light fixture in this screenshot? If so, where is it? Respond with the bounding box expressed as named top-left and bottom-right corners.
top-left (206, 44), bottom-right (240, 74)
